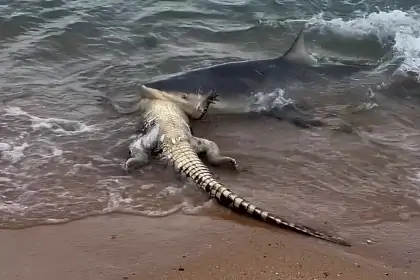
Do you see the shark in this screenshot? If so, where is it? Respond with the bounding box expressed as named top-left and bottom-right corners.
top-left (143, 27), bottom-right (375, 128)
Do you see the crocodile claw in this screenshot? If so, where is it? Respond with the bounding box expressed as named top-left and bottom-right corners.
top-left (206, 90), bottom-right (219, 104)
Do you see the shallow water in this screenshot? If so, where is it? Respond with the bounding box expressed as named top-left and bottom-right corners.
top-left (1, 0), bottom-right (420, 241)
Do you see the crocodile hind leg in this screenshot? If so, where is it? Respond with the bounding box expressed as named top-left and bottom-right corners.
top-left (124, 126), bottom-right (159, 172)
top-left (192, 136), bottom-right (238, 170)
top-left (125, 155), bottom-right (149, 171)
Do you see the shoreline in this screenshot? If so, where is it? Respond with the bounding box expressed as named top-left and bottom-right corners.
top-left (0, 213), bottom-right (418, 280)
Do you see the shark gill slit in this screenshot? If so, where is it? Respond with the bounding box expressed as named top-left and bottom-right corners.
top-left (167, 146), bottom-right (351, 247)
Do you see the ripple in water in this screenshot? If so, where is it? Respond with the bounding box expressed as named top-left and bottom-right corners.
top-left (0, 104), bottom-right (215, 229)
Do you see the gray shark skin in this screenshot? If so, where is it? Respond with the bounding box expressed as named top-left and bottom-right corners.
top-left (144, 27), bottom-right (375, 128)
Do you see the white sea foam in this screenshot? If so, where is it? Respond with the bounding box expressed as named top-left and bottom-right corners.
top-left (157, 186), bottom-right (183, 197)
top-left (1, 142), bottom-right (29, 164)
top-left (182, 199), bottom-right (216, 215)
top-left (306, 9), bottom-right (420, 79)
top-left (1, 105), bottom-right (91, 166)
top-left (0, 201), bottom-right (28, 214)
top-left (249, 88), bottom-right (292, 111)
top-left (103, 191), bottom-right (134, 212)
top-left (1, 139), bottom-right (64, 164)
top-left (101, 189), bottom-right (185, 217)
top-left (0, 143), bottom-right (11, 151)
top-left (4, 106), bottom-right (97, 135)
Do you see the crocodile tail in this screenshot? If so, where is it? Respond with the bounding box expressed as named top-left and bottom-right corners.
top-left (166, 144), bottom-right (351, 247)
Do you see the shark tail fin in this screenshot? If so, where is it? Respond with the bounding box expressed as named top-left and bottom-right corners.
top-left (281, 26), bottom-right (318, 65)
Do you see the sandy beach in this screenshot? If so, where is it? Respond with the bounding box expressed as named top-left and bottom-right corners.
top-left (2, 0), bottom-right (420, 279)
top-left (0, 213), bottom-right (418, 280)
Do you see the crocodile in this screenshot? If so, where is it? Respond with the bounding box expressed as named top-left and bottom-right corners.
top-left (96, 85), bottom-right (351, 247)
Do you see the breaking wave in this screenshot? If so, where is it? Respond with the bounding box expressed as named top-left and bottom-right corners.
top-left (307, 9), bottom-right (420, 79)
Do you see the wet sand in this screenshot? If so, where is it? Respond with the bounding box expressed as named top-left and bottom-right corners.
top-left (0, 213), bottom-right (418, 280)
top-left (2, 112), bottom-right (420, 280)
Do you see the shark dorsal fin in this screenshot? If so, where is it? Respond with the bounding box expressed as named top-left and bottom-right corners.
top-left (281, 27), bottom-right (317, 65)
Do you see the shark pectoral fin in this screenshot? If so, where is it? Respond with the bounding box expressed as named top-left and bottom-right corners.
top-left (270, 103), bottom-right (326, 128)
top-left (281, 27), bottom-right (318, 66)
top-left (290, 117), bottom-right (323, 128)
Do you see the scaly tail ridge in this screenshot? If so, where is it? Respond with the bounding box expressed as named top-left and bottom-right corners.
top-left (168, 145), bottom-right (351, 247)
